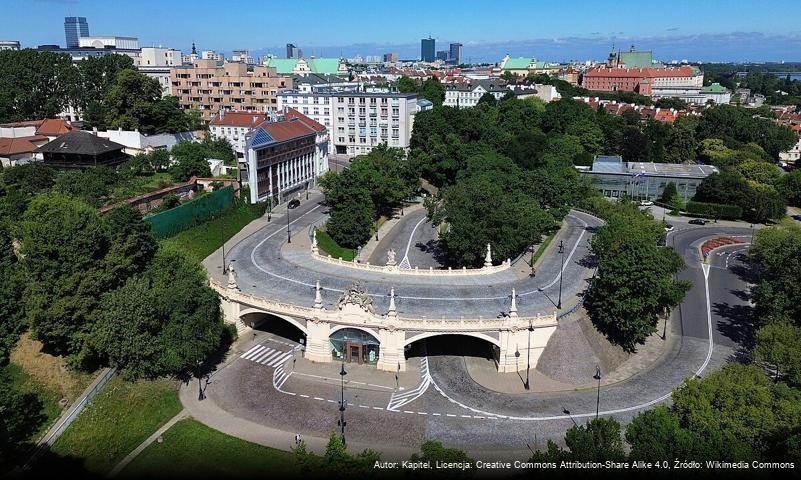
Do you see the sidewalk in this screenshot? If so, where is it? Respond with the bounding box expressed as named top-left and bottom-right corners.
top-left (178, 378), bottom-right (417, 461)
top-left (107, 410), bottom-right (189, 477)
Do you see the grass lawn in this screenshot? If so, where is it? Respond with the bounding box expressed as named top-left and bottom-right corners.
top-left (48, 375), bottom-right (181, 475)
top-left (121, 419), bottom-right (298, 478)
top-left (315, 228), bottom-right (356, 261)
top-left (160, 201), bottom-right (268, 262)
top-left (5, 362), bottom-right (64, 442)
top-left (530, 230), bottom-right (557, 266)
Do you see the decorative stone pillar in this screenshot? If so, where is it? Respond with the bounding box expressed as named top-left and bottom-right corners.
top-left (313, 280), bottom-right (324, 310)
top-left (311, 230), bottom-right (319, 255)
top-left (304, 317), bottom-right (332, 364)
top-left (484, 243), bottom-right (493, 268)
top-left (376, 326), bottom-right (406, 372)
top-left (227, 263), bottom-right (239, 290)
top-left (509, 288), bottom-right (518, 318)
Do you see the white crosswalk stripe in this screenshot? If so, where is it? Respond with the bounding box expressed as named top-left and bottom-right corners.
top-left (267, 352), bottom-right (292, 367)
top-left (251, 348), bottom-right (277, 363)
top-left (240, 342), bottom-right (296, 370)
top-left (241, 345), bottom-right (267, 360)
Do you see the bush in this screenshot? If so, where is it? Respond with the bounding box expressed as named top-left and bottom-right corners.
top-left (685, 200), bottom-right (743, 220)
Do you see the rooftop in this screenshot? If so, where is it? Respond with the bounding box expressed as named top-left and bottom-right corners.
top-left (210, 111), bottom-right (270, 127)
top-left (38, 131), bottom-right (126, 156)
top-left (588, 155), bottom-right (718, 178)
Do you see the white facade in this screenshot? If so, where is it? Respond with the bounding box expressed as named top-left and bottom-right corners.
top-left (96, 129), bottom-right (196, 155)
top-left (278, 88), bottom-right (418, 157)
top-left (443, 81), bottom-right (508, 108)
top-left (79, 36), bottom-right (139, 50)
top-left (0, 41), bottom-right (20, 51)
top-left (201, 50), bottom-right (224, 61)
top-left (138, 47), bottom-right (182, 96)
top-left (780, 137), bottom-right (801, 166)
top-left (650, 72), bottom-right (704, 89)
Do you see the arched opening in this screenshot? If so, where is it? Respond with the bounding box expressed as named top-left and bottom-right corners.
top-left (404, 333), bottom-right (499, 363)
top-left (329, 327), bottom-right (380, 366)
top-left (241, 311), bottom-right (307, 345)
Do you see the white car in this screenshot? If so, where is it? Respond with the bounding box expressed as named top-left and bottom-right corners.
top-left (664, 223), bottom-right (675, 232)
top-left (640, 200), bottom-right (654, 207)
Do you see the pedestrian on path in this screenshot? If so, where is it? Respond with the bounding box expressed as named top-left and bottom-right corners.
top-left (294, 433), bottom-right (301, 445)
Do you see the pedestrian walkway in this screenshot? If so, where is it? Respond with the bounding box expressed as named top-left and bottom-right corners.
top-left (240, 344), bottom-right (298, 368)
top-left (107, 409), bottom-right (189, 477)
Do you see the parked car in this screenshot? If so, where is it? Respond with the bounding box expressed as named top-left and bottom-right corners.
top-left (689, 218), bottom-right (707, 225)
top-left (664, 223), bottom-right (675, 232)
top-left (792, 214), bottom-right (801, 222)
top-left (639, 200), bottom-right (654, 207)
top-left (288, 198), bottom-right (301, 209)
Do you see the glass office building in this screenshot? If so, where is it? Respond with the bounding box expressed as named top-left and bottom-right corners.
top-left (64, 17), bottom-right (89, 48)
top-left (581, 155), bottom-right (718, 202)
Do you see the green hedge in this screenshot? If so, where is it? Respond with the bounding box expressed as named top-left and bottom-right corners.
top-left (685, 201), bottom-right (743, 220)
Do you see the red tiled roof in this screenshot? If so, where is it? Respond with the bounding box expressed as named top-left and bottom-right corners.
top-left (36, 118), bottom-right (73, 136)
top-left (284, 108), bottom-right (326, 133)
top-left (210, 111), bottom-right (269, 127)
top-left (261, 118), bottom-right (316, 142)
top-left (0, 118), bottom-right (74, 136)
top-left (0, 135), bottom-right (49, 156)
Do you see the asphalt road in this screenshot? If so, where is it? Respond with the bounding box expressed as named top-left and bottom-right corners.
top-left (227, 191), bottom-right (599, 318)
top-left (204, 202), bottom-right (756, 453)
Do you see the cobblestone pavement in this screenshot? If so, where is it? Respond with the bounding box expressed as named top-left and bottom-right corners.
top-left (226, 191), bottom-right (598, 319)
top-left (188, 198), bottom-right (755, 457)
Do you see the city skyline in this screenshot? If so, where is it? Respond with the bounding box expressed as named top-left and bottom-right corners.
top-left (6, 0), bottom-right (801, 62)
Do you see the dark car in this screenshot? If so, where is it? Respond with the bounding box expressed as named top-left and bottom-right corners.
top-left (688, 218), bottom-right (707, 225)
top-left (288, 198), bottom-right (301, 209)
top-left (792, 214), bottom-right (801, 222)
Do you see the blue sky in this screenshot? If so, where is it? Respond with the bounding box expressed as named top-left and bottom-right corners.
top-left (7, 0), bottom-right (801, 62)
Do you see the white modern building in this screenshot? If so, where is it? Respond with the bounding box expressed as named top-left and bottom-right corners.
top-left (96, 128), bottom-right (196, 155)
top-left (651, 82), bottom-right (732, 105)
top-left (780, 137), bottom-right (801, 166)
top-left (0, 41), bottom-right (20, 51)
top-left (278, 85), bottom-right (419, 156)
top-left (78, 36), bottom-right (139, 50)
top-left (509, 84), bottom-right (562, 103)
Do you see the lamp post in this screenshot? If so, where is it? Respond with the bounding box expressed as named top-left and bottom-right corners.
top-left (338, 360), bottom-right (347, 445)
top-left (557, 240), bottom-right (565, 309)
top-left (196, 359), bottom-right (205, 401)
top-left (286, 202), bottom-right (291, 244)
top-left (524, 319), bottom-right (532, 391)
top-left (593, 365), bottom-right (601, 419)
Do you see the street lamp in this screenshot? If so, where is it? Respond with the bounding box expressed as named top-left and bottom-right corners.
top-left (557, 240), bottom-right (565, 309)
top-left (338, 360), bottom-right (347, 445)
top-left (525, 319), bottom-right (533, 391)
top-left (287, 202), bottom-right (291, 244)
top-left (593, 365), bottom-right (602, 419)
top-left (196, 359), bottom-right (205, 401)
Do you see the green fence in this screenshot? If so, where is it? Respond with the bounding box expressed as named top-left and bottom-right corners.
top-left (145, 186), bottom-right (235, 239)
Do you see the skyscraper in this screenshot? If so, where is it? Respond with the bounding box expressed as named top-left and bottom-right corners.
top-left (421, 37), bottom-right (435, 62)
top-left (286, 43), bottom-right (302, 59)
top-left (64, 17), bottom-right (89, 48)
top-left (449, 43), bottom-right (463, 65)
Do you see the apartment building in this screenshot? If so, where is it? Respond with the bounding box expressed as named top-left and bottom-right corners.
top-left (443, 80), bottom-right (509, 108)
top-left (209, 111), bottom-right (270, 159)
top-left (138, 47), bottom-right (182, 95)
top-left (277, 86), bottom-right (418, 156)
top-left (171, 59), bottom-right (292, 121)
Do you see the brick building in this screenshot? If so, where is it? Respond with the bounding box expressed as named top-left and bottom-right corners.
top-left (582, 65), bottom-right (703, 95)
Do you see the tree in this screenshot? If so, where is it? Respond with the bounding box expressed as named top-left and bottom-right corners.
top-left (418, 78), bottom-right (445, 107)
top-left (754, 321), bottom-right (801, 385)
top-left (409, 441), bottom-right (476, 479)
top-left (396, 76), bottom-right (417, 93)
top-left (654, 97), bottom-right (689, 110)
top-left (626, 406), bottom-right (699, 461)
top-left (660, 182), bottom-right (679, 205)
top-left (433, 154), bottom-right (555, 267)
top-left (0, 50), bottom-right (76, 122)
top-left (564, 417), bottom-right (626, 462)
top-left (103, 69), bottom-right (164, 132)
top-left (91, 247), bottom-right (223, 379)
top-left (19, 195), bottom-right (111, 363)
top-left (1, 163), bottom-right (56, 196)
top-left (736, 159), bottom-right (782, 185)
top-left (0, 369), bottom-right (45, 471)
top-left (0, 226), bottom-right (23, 365)
top-left (170, 141), bottom-right (212, 181)
top-left (749, 225), bottom-right (801, 326)
top-left (102, 204), bottom-right (157, 285)
top-left (476, 92), bottom-right (498, 107)
top-left (53, 167), bottom-right (118, 207)
top-left (777, 169), bottom-right (801, 207)
top-left (585, 212), bottom-right (690, 350)
top-left (620, 125), bottom-right (650, 163)
top-left (324, 186), bottom-right (374, 249)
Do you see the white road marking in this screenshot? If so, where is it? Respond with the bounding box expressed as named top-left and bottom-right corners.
top-left (253, 349), bottom-right (278, 363)
top-left (241, 345), bottom-right (267, 360)
top-left (387, 358), bottom-right (430, 411)
top-left (267, 352), bottom-right (292, 367)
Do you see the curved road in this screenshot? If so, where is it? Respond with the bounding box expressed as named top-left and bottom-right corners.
top-left (204, 196), bottom-right (755, 454)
